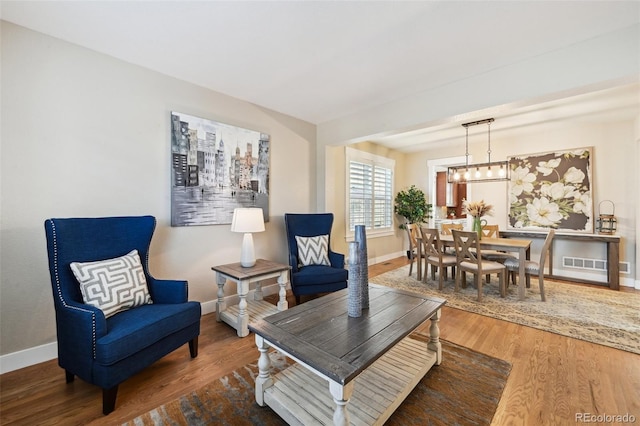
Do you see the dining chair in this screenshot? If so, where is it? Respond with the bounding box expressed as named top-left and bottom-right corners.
top-left (441, 222), bottom-right (463, 235)
top-left (406, 223), bottom-right (425, 279)
top-left (481, 224), bottom-right (518, 264)
top-left (420, 227), bottom-right (457, 290)
top-left (452, 229), bottom-right (507, 301)
top-left (503, 229), bottom-right (555, 301)
top-left (440, 222), bottom-right (463, 254)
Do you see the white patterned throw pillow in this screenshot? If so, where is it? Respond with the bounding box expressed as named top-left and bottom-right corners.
top-left (70, 249), bottom-right (152, 318)
top-left (295, 235), bottom-right (331, 267)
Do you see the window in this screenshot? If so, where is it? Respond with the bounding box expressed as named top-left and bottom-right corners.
top-left (346, 147), bottom-right (395, 239)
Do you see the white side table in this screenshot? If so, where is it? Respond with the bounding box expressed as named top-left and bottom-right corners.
top-left (212, 259), bottom-right (290, 337)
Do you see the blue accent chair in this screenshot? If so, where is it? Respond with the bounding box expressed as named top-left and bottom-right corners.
top-left (44, 216), bottom-right (201, 415)
top-left (284, 213), bottom-right (348, 304)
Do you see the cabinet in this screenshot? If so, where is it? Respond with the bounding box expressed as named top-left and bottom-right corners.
top-left (436, 172), bottom-right (455, 206)
top-left (436, 172), bottom-right (466, 216)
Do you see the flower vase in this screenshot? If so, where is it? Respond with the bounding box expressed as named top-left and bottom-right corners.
top-left (472, 217), bottom-right (488, 239)
top-left (472, 217), bottom-right (483, 239)
top-left (354, 225), bottom-right (369, 309)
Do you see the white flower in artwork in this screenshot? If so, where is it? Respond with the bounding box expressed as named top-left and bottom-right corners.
top-left (511, 166), bottom-right (536, 196)
top-left (541, 182), bottom-right (579, 200)
top-left (564, 166), bottom-right (585, 184)
top-left (572, 191), bottom-right (592, 215)
top-left (536, 158), bottom-right (561, 176)
top-left (526, 197), bottom-right (563, 226)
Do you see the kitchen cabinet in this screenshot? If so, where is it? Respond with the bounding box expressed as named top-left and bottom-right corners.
top-left (436, 171), bottom-right (467, 216)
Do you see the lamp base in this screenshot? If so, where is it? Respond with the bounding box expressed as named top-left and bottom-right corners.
top-left (240, 233), bottom-right (256, 268)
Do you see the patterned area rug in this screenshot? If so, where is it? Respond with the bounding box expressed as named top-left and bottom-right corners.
top-left (371, 265), bottom-right (640, 355)
top-left (123, 339), bottom-right (510, 426)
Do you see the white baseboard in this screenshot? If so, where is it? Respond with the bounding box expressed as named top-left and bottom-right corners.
top-left (0, 282), bottom-right (286, 374)
top-left (0, 342), bottom-right (58, 375)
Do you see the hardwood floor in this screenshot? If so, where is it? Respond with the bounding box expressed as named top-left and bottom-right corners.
top-left (1, 257), bottom-right (639, 425)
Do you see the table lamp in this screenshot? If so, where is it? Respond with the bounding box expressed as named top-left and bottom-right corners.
top-left (231, 208), bottom-right (265, 267)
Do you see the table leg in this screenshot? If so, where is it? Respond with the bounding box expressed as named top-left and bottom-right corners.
top-left (216, 273), bottom-right (227, 322)
top-left (255, 335), bottom-right (273, 406)
top-left (518, 248), bottom-right (526, 300)
top-left (277, 270), bottom-right (289, 311)
top-left (416, 238), bottom-right (423, 281)
top-left (329, 380), bottom-right (354, 426)
top-left (237, 278), bottom-right (250, 337)
top-left (427, 308), bottom-right (442, 365)
top-left (254, 281), bottom-right (263, 301)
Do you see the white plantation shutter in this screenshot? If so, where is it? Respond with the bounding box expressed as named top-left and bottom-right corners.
top-left (346, 147), bottom-right (394, 237)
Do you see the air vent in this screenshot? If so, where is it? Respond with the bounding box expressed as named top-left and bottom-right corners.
top-left (562, 257), bottom-right (630, 275)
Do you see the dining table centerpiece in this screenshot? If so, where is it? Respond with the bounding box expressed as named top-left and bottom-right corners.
top-left (464, 199), bottom-right (494, 239)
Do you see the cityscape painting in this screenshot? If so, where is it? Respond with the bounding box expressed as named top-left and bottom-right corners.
top-left (170, 111), bottom-right (270, 226)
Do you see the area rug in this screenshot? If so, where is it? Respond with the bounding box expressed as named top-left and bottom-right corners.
top-left (123, 338), bottom-right (511, 426)
top-left (371, 265), bottom-right (640, 355)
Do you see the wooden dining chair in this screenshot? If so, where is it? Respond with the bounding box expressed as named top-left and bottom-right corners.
top-left (406, 223), bottom-right (425, 279)
top-left (440, 222), bottom-right (463, 254)
top-left (441, 222), bottom-right (463, 235)
top-left (420, 227), bottom-right (457, 290)
top-left (503, 229), bottom-right (555, 301)
top-left (481, 224), bottom-right (518, 265)
top-left (452, 229), bottom-right (506, 301)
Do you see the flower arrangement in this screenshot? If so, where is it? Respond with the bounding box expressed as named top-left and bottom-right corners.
top-left (464, 199), bottom-right (494, 218)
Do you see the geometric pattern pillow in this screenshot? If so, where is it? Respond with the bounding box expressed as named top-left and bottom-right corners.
top-left (70, 249), bottom-right (152, 318)
top-left (295, 235), bottom-right (331, 267)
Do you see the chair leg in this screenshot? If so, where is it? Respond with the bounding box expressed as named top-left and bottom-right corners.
top-left (103, 385), bottom-right (118, 415)
top-left (476, 274), bottom-right (483, 302)
top-left (65, 370), bottom-right (74, 383)
top-left (539, 274), bottom-right (546, 302)
top-left (499, 272), bottom-right (506, 298)
top-left (189, 337), bottom-right (199, 358)
top-left (408, 257), bottom-right (414, 276)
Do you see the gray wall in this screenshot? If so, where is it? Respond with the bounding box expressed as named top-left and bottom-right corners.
top-left (0, 22), bottom-right (317, 358)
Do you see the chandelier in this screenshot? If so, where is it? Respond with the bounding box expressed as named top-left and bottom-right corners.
top-left (447, 118), bottom-right (510, 183)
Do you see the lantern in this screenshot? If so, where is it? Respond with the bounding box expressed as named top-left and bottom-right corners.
top-left (596, 200), bottom-right (617, 234)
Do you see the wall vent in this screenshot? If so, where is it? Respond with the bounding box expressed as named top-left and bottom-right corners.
top-left (562, 257), bottom-right (630, 274)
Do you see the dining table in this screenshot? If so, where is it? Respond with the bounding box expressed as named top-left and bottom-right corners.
top-left (418, 234), bottom-right (533, 300)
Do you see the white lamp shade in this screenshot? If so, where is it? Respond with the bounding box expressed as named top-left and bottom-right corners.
top-left (231, 208), bottom-right (265, 267)
top-left (230, 208), bottom-right (265, 233)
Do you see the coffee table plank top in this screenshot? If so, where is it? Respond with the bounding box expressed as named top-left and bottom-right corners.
top-left (249, 284), bottom-right (445, 385)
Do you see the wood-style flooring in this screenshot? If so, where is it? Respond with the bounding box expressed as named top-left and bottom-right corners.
top-left (1, 258), bottom-right (638, 425)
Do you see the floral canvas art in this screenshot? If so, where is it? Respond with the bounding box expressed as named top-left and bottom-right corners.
top-left (508, 147), bottom-right (593, 233)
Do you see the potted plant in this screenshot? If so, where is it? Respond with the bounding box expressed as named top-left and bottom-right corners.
top-left (394, 185), bottom-right (432, 229)
top-left (394, 185), bottom-right (432, 259)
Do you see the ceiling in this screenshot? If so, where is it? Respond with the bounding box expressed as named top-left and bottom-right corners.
top-left (2, 1), bottom-right (638, 152)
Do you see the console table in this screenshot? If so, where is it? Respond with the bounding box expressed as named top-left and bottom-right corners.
top-left (501, 230), bottom-right (621, 290)
top-left (249, 285), bottom-right (445, 425)
top-left (212, 259), bottom-right (290, 337)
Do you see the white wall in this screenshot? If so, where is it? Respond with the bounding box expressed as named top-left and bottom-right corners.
top-left (0, 22), bottom-right (317, 360)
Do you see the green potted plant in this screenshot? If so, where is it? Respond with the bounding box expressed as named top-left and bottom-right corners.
top-left (394, 185), bottom-right (432, 259)
top-left (394, 185), bottom-right (433, 229)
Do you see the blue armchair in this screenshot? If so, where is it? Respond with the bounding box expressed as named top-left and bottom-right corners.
top-left (44, 216), bottom-right (201, 415)
top-left (284, 213), bottom-right (348, 304)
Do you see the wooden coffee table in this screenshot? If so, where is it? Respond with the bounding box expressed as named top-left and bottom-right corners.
top-left (249, 284), bottom-right (445, 425)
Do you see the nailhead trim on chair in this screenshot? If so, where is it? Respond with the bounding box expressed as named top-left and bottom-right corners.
top-left (49, 219), bottom-right (98, 359)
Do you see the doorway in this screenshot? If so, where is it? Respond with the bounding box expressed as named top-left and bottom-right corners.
top-left (427, 156), bottom-right (472, 221)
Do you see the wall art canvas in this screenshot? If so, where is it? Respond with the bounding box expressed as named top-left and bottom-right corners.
top-left (170, 112), bottom-right (270, 226)
top-left (508, 147), bottom-right (593, 233)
